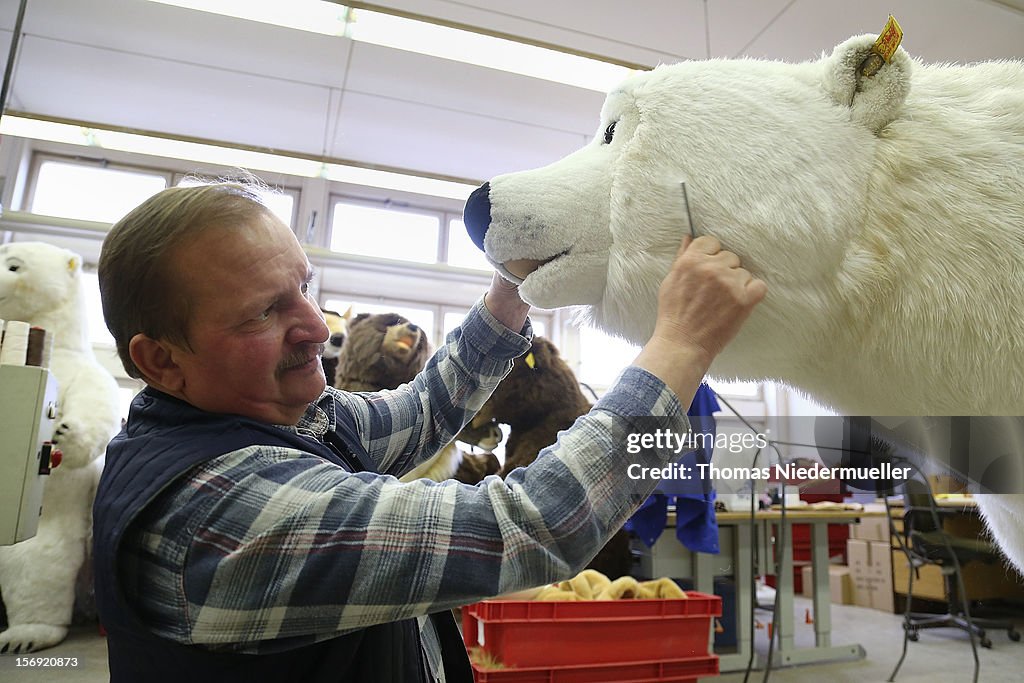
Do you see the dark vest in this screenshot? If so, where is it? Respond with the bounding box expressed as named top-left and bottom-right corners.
top-left (93, 388), bottom-right (471, 682)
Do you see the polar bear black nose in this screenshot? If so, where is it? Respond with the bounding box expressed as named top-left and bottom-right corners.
top-left (463, 182), bottom-right (491, 251)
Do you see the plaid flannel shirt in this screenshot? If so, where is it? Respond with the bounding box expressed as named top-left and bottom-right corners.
top-left (119, 296), bottom-right (688, 675)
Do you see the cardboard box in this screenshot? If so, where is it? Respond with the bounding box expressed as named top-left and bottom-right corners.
top-left (800, 563), bottom-right (855, 605)
top-left (847, 539), bottom-right (872, 607)
top-left (890, 504), bottom-right (983, 542)
top-left (869, 541), bottom-right (894, 612)
top-left (850, 516), bottom-right (890, 542)
top-left (928, 474), bottom-right (967, 494)
top-left (846, 539), bottom-right (895, 611)
top-left (831, 565), bottom-right (855, 605)
top-left (892, 547), bottom-right (1024, 603)
top-left (850, 504), bottom-right (890, 542)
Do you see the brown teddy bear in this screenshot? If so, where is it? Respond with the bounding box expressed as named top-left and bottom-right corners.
top-left (450, 420), bottom-right (503, 482)
top-left (466, 336), bottom-right (632, 578)
top-left (468, 336), bottom-right (591, 477)
top-left (333, 312), bottom-right (497, 484)
top-left (333, 312), bottom-right (430, 392)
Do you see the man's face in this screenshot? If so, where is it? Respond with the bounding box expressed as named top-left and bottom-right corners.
top-left (166, 212), bottom-right (329, 425)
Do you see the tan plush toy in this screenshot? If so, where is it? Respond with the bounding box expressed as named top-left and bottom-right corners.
top-left (533, 570), bottom-right (687, 601)
top-left (318, 306), bottom-right (350, 386)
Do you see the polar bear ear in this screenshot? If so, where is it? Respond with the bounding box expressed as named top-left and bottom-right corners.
top-left (821, 34), bottom-right (911, 134)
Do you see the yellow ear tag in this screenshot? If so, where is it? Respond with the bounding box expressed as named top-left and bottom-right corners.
top-left (861, 15), bottom-right (903, 78)
top-left (872, 15), bottom-right (903, 63)
top-left (524, 352), bottom-right (536, 369)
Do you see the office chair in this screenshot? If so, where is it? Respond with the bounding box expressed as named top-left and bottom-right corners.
top-left (886, 468), bottom-right (1020, 683)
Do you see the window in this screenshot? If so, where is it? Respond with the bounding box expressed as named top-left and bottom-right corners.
top-left (446, 219), bottom-right (491, 271)
top-left (577, 326), bottom-right (640, 389)
top-left (176, 176), bottom-right (296, 227)
top-left (29, 159), bottom-right (168, 223)
top-left (323, 297), bottom-right (436, 343)
top-left (709, 379), bottom-right (760, 398)
top-left (118, 386), bottom-right (141, 422)
top-left (330, 201), bottom-right (439, 263)
top-left (443, 310), bottom-right (546, 339)
top-left (577, 325), bottom-right (764, 402)
top-left (80, 270), bottom-right (116, 347)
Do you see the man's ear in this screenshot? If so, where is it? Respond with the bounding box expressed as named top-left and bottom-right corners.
top-left (129, 333), bottom-right (186, 392)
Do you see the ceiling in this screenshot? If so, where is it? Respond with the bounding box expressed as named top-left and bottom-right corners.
top-left (1, 0), bottom-right (1022, 188)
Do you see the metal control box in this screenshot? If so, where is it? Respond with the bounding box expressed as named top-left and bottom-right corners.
top-left (0, 365), bottom-right (58, 545)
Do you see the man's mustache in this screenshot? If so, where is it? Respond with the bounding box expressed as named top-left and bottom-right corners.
top-left (278, 343), bottom-right (325, 372)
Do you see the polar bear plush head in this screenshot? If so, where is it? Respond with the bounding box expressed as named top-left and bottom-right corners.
top-left (0, 241), bottom-right (90, 352)
top-left (464, 32), bottom-right (1024, 417)
top-left (466, 34), bottom-right (912, 314)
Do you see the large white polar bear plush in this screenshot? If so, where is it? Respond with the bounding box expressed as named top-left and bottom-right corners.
top-left (463, 33), bottom-right (1024, 572)
top-left (0, 242), bottom-right (120, 653)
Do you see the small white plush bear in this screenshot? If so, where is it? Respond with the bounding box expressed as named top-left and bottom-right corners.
top-left (463, 33), bottom-right (1024, 572)
top-left (0, 241), bottom-right (120, 653)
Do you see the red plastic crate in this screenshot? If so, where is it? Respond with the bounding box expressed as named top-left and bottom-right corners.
top-left (463, 592), bottom-right (721, 669)
top-left (471, 654), bottom-right (719, 682)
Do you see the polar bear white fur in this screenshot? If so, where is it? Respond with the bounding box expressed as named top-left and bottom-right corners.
top-left (463, 34), bottom-right (1024, 573)
top-left (0, 242), bottom-right (120, 653)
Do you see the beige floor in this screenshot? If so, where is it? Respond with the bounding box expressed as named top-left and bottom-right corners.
top-left (1, 596), bottom-right (1021, 682)
top-left (717, 596), bottom-right (1024, 683)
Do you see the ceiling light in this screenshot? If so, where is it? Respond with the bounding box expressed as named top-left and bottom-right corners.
top-left (147, 0), bottom-right (636, 92)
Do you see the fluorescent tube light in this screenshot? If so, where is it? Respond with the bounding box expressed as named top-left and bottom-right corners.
top-left (148, 0), bottom-right (349, 36)
top-left (147, 0), bottom-right (635, 92)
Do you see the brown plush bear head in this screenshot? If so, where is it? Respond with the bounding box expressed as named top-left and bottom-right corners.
top-left (469, 336), bottom-right (591, 476)
top-left (334, 312), bottom-right (431, 392)
top-left (475, 336), bottom-right (590, 429)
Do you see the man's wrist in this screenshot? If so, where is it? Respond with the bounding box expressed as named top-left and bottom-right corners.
top-left (631, 337), bottom-right (711, 405)
top-left (484, 277), bottom-right (530, 332)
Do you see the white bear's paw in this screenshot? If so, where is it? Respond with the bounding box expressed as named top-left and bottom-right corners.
top-left (0, 624), bottom-right (68, 654)
top-left (50, 417), bottom-right (101, 469)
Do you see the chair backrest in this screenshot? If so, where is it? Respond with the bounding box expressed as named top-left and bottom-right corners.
top-left (902, 476), bottom-right (942, 537)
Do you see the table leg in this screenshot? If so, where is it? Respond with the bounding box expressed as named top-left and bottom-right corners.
top-left (775, 521), bottom-right (796, 654)
top-left (811, 521), bottom-right (832, 647)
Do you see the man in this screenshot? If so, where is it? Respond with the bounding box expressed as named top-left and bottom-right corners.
top-left (93, 181), bottom-right (765, 682)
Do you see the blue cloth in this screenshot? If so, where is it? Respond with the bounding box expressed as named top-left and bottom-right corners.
top-left (625, 383), bottom-right (721, 553)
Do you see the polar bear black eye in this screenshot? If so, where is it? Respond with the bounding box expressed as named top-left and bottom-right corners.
top-left (7, 264), bottom-right (19, 272)
top-left (603, 121), bottom-right (617, 144)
